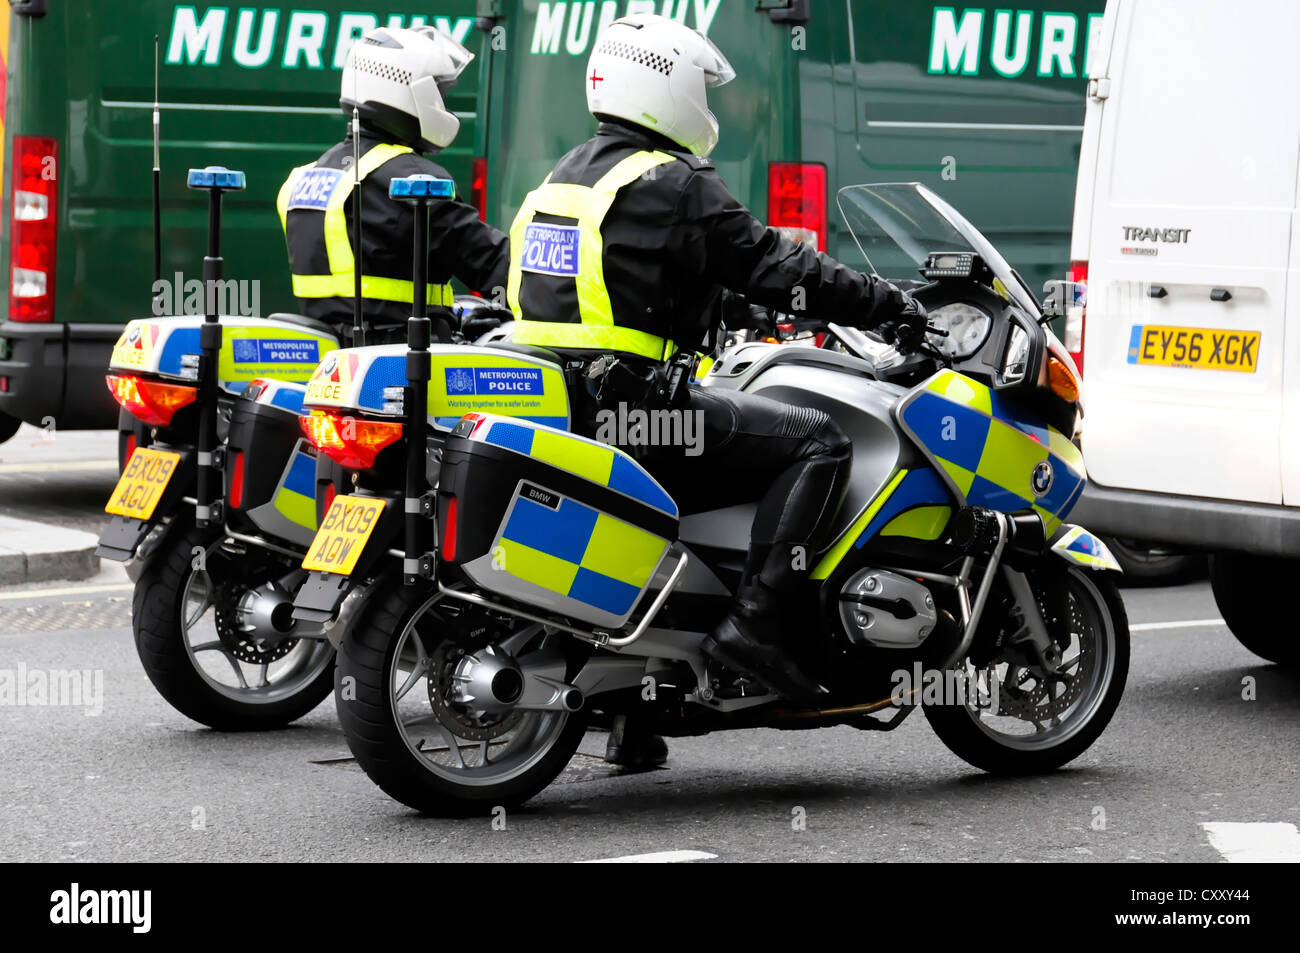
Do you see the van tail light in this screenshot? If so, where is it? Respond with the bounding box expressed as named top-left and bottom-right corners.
top-left (768, 162), bottom-right (827, 252)
top-left (298, 410), bottom-right (403, 469)
top-left (471, 157), bottom-right (487, 222)
top-left (441, 495), bottom-right (458, 561)
top-left (228, 450), bottom-right (246, 509)
top-left (1065, 260), bottom-right (1087, 376)
top-left (10, 136), bottom-right (59, 323)
top-left (106, 374), bottom-right (198, 427)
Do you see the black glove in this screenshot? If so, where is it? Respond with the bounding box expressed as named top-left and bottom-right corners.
top-left (874, 283), bottom-right (928, 349)
top-left (461, 313), bottom-right (504, 341)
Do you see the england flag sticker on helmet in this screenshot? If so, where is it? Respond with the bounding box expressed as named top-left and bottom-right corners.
top-left (520, 223), bottom-right (581, 277)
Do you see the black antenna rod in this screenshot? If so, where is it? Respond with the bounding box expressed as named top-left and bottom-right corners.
top-left (152, 35), bottom-right (162, 300)
top-left (351, 102), bottom-right (365, 347)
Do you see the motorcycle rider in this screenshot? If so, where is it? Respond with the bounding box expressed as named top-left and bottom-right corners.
top-left (277, 25), bottom-right (508, 343)
top-left (506, 14), bottom-right (928, 718)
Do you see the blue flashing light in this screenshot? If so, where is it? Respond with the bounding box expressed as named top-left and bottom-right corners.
top-left (187, 166), bottom-right (247, 191)
top-left (389, 175), bottom-right (455, 200)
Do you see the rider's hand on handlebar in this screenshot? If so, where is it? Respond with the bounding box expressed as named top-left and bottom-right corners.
top-left (874, 284), bottom-right (929, 350)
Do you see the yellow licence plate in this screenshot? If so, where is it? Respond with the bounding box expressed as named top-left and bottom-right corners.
top-left (1128, 325), bottom-right (1260, 373)
top-left (105, 447), bottom-right (182, 520)
top-left (302, 496), bottom-right (386, 575)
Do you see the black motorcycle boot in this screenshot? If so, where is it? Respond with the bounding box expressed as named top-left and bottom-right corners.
top-left (604, 715), bottom-right (669, 770)
top-left (702, 547), bottom-right (828, 698)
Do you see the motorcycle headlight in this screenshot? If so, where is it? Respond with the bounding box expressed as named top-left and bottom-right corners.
top-left (925, 303), bottom-right (992, 359)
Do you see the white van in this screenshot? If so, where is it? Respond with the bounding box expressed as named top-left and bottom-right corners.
top-left (1068, 0), bottom-right (1300, 665)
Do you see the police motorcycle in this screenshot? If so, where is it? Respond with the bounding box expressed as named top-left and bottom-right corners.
top-left (292, 177), bottom-right (1127, 815)
top-left (96, 163), bottom-right (505, 731)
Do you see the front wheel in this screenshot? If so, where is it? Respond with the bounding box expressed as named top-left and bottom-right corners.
top-left (925, 566), bottom-right (1129, 774)
top-left (335, 581), bottom-right (587, 816)
top-left (133, 527), bottom-right (336, 730)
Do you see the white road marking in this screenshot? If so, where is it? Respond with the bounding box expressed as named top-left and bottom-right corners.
top-left (1130, 618), bottom-right (1224, 631)
top-left (0, 459), bottom-right (117, 473)
top-left (579, 850), bottom-right (717, 864)
top-left (0, 583), bottom-right (133, 602)
top-left (1202, 822), bottom-right (1300, 862)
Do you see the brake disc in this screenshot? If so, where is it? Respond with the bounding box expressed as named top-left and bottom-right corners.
top-left (421, 609), bottom-right (524, 742)
top-left (212, 579), bottom-right (298, 665)
top-left (993, 587), bottom-right (1091, 721)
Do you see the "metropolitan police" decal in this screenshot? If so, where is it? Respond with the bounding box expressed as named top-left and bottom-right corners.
top-left (288, 168), bottom-right (344, 211)
top-left (445, 367), bottom-right (543, 395)
top-left (519, 223), bottom-right (580, 277)
top-left (233, 339), bottom-right (321, 364)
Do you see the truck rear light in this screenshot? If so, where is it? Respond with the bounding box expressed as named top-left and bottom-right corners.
top-left (9, 137), bottom-right (59, 323)
top-left (1065, 260), bottom-right (1087, 376)
top-left (768, 162), bottom-right (827, 252)
top-left (471, 157), bottom-right (487, 222)
top-left (298, 410), bottom-right (403, 470)
top-left (106, 374), bottom-right (198, 427)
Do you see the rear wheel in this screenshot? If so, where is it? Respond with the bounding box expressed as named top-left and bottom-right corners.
top-left (925, 566), bottom-right (1129, 774)
top-left (1210, 553), bottom-right (1300, 666)
top-left (336, 582), bottom-right (587, 816)
top-left (133, 528), bottom-right (335, 729)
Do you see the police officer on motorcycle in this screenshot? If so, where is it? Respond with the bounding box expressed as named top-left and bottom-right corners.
top-left (507, 14), bottom-right (928, 727)
top-left (278, 26), bottom-right (507, 343)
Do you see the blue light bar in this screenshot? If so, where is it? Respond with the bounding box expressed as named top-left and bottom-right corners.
top-left (187, 166), bottom-right (247, 190)
top-left (389, 175), bottom-right (455, 200)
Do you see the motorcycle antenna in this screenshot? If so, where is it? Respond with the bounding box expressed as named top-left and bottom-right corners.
top-left (151, 34), bottom-right (162, 307)
top-left (350, 59), bottom-right (366, 347)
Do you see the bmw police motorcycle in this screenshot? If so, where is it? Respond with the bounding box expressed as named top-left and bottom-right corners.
top-left (292, 177), bottom-right (1128, 815)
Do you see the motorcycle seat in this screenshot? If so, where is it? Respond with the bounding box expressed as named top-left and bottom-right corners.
top-left (267, 312), bottom-right (339, 340)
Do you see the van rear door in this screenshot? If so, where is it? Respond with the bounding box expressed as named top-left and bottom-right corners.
top-left (1080, 0), bottom-right (1300, 505)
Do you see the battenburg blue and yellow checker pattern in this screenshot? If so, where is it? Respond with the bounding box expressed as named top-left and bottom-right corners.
top-left (272, 446), bottom-right (318, 531)
top-left (480, 418), bottom-right (677, 621)
top-left (898, 370), bottom-right (1086, 534)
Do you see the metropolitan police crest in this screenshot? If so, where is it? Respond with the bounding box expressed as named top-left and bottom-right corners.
top-left (446, 368), bottom-right (475, 395)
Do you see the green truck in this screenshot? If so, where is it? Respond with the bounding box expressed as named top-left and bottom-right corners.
top-left (3, 1), bottom-right (1102, 445)
top-left (475, 0), bottom-right (1103, 312)
top-left (0, 0), bottom-right (481, 444)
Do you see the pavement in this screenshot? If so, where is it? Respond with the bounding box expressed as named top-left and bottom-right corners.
top-left (0, 424), bottom-right (118, 585)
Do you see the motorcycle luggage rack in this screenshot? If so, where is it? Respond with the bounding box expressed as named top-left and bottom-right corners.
top-left (435, 548), bottom-right (689, 649)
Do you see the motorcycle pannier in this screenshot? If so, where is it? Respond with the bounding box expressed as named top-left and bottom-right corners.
top-left (225, 379), bottom-right (319, 548)
top-left (437, 413), bottom-right (679, 629)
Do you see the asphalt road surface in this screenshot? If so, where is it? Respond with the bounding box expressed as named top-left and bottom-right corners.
top-left (0, 428), bottom-right (1296, 862)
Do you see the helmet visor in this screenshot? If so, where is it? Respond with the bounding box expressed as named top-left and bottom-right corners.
top-left (699, 33), bottom-right (736, 87)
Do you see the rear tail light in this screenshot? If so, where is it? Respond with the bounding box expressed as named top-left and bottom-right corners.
top-left (228, 450), bottom-right (246, 509)
top-left (768, 162), bottom-right (827, 252)
top-left (106, 374), bottom-right (198, 427)
top-left (441, 495), bottom-right (458, 561)
top-left (298, 410), bottom-right (403, 469)
top-left (9, 137), bottom-right (59, 323)
top-left (471, 157), bottom-right (487, 222)
top-left (1065, 260), bottom-right (1087, 376)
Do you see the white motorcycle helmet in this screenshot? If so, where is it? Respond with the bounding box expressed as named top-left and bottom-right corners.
top-left (341, 26), bottom-right (474, 151)
top-left (585, 13), bottom-right (736, 157)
